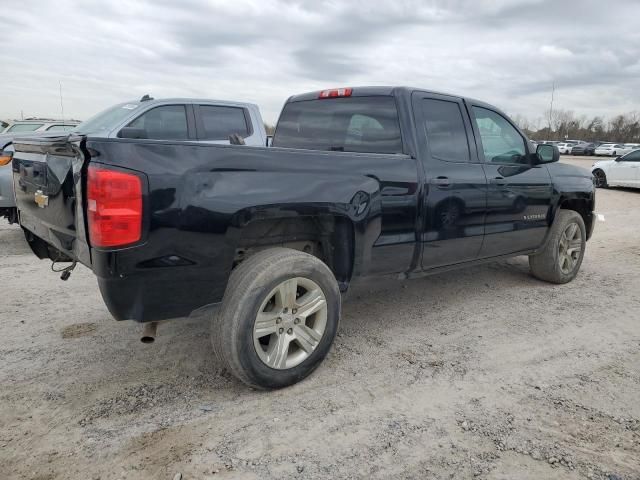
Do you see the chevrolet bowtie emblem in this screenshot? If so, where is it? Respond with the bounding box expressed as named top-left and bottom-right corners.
top-left (34, 190), bottom-right (49, 208)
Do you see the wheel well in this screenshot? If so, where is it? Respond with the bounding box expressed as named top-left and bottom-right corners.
top-left (559, 199), bottom-right (593, 240)
top-left (232, 216), bottom-right (354, 285)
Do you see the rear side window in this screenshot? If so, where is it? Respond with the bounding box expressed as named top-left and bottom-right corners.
top-left (127, 105), bottom-right (188, 140)
top-left (273, 96), bottom-right (403, 154)
top-left (421, 98), bottom-right (470, 163)
top-left (199, 105), bottom-right (249, 140)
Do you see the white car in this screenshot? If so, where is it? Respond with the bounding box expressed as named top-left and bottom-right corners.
top-left (592, 149), bottom-right (640, 188)
top-left (594, 143), bottom-right (627, 156)
top-left (557, 142), bottom-right (574, 154)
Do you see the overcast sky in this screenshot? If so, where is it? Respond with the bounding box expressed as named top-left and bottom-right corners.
top-left (1, 0), bottom-right (639, 126)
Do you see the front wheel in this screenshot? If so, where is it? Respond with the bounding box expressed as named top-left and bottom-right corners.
top-left (529, 210), bottom-right (586, 284)
top-left (211, 248), bottom-right (340, 389)
top-left (593, 169), bottom-right (608, 188)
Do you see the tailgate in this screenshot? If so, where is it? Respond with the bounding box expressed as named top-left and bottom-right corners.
top-left (12, 134), bottom-right (91, 266)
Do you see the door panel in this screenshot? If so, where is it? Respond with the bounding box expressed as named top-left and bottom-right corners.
top-left (412, 93), bottom-right (487, 269)
top-left (480, 163), bottom-right (552, 255)
top-left (468, 104), bottom-right (553, 257)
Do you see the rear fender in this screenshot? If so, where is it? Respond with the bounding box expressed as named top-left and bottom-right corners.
top-left (182, 170), bottom-right (382, 277)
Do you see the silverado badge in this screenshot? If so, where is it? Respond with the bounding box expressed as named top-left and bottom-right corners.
top-left (34, 190), bottom-right (49, 208)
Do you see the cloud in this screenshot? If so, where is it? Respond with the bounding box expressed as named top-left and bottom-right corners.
top-left (539, 45), bottom-right (573, 58)
top-left (1, 0), bottom-right (639, 125)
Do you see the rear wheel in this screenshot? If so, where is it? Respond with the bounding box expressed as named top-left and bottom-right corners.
top-left (211, 248), bottom-right (340, 389)
top-left (529, 210), bottom-right (586, 284)
top-left (593, 169), bottom-right (608, 188)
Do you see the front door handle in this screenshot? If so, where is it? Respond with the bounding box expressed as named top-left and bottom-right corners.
top-left (490, 177), bottom-right (507, 186)
top-left (431, 176), bottom-right (451, 188)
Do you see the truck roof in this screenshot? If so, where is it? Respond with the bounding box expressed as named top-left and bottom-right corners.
top-left (123, 98), bottom-right (261, 109)
top-left (286, 86), bottom-right (484, 104)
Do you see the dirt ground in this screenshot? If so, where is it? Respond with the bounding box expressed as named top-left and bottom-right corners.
top-left (1, 157), bottom-right (638, 480)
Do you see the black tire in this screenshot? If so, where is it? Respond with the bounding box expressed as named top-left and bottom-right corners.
top-left (529, 210), bottom-right (586, 284)
top-left (211, 248), bottom-right (340, 389)
top-left (593, 169), bottom-right (608, 188)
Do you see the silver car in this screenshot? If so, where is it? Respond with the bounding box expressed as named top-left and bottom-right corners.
top-left (1, 97), bottom-right (267, 223)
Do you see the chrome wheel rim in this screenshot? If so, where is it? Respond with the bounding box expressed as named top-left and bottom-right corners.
top-left (253, 277), bottom-right (328, 370)
top-left (558, 222), bottom-right (582, 274)
top-left (594, 171), bottom-right (605, 187)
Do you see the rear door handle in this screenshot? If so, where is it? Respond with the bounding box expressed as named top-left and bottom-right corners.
top-left (490, 177), bottom-right (507, 186)
top-left (430, 177), bottom-right (451, 188)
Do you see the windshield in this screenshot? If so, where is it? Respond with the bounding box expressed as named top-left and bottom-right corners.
top-left (74, 102), bottom-right (141, 135)
top-left (7, 123), bottom-right (43, 132)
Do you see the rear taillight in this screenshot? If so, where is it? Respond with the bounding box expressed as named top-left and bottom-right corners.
top-left (87, 166), bottom-right (142, 248)
top-left (318, 88), bottom-right (352, 99)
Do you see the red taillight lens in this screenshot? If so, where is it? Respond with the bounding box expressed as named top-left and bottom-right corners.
top-left (318, 87), bottom-right (352, 99)
top-left (87, 166), bottom-right (142, 248)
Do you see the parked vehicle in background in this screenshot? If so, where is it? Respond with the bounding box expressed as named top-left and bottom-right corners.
top-left (1, 120), bottom-right (81, 152)
top-left (571, 143), bottom-right (597, 156)
top-left (595, 143), bottom-right (626, 156)
top-left (0, 96), bottom-right (267, 223)
top-left (74, 96), bottom-right (266, 146)
top-left (11, 86), bottom-right (595, 389)
top-left (1, 119), bottom-right (80, 135)
top-left (592, 149), bottom-right (640, 188)
top-left (557, 142), bottom-right (574, 154)
top-left (623, 143), bottom-right (640, 151)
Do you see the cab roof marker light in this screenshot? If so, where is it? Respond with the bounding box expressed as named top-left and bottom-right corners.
top-left (318, 88), bottom-right (353, 99)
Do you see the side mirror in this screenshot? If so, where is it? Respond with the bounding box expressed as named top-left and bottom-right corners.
top-left (535, 144), bottom-right (559, 164)
top-left (117, 127), bottom-right (147, 139)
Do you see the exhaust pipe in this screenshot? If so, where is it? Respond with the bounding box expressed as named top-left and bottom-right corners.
top-left (140, 321), bottom-right (158, 343)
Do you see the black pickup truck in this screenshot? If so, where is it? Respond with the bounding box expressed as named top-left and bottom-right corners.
top-left (10, 87), bottom-right (595, 389)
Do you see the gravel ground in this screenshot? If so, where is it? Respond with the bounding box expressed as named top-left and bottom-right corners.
top-left (1, 156), bottom-right (638, 480)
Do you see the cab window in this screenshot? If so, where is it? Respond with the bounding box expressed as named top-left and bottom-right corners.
top-left (273, 96), bottom-right (403, 154)
top-left (421, 98), bottom-right (470, 163)
top-left (199, 105), bottom-right (249, 140)
top-left (126, 105), bottom-right (188, 140)
top-left (472, 107), bottom-right (527, 164)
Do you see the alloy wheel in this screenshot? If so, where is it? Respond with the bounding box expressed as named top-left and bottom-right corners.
top-left (558, 222), bottom-right (582, 275)
top-left (253, 277), bottom-right (328, 369)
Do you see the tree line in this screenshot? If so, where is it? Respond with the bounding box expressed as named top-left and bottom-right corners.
top-left (512, 110), bottom-right (640, 143)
